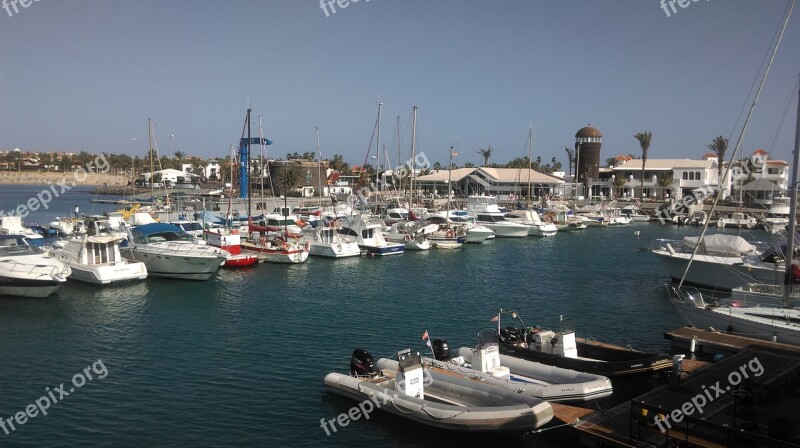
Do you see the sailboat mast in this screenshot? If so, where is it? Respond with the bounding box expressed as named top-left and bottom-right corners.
top-left (246, 108), bottom-right (252, 218)
top-left (527, 127), bottom-right (534, 209)
top-left (148, 118), bottom-right (154, 197)
top-left (316, 127), bottom-right (323, 208)
top-left (396, 115), bottom-right (401, 197)
top-left (447, 146), bottom-right (454, 218)
top-left (784, 75), bottom-right (800, 303)
top-left (410, 106), bottom-right (418, 205)
top-left (376, 102), bottom-right (382, 200)
top-left (259, 115), bottom-right (265, 211)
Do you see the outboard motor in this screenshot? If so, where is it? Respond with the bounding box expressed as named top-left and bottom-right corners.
top-left (431, 339), bottom-right (450, 361)
top-left (350, 348), bottom-right (379, 378)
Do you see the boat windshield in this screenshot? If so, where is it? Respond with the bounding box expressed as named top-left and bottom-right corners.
top-left (132, 231), bottom-right (195, 244)
top-left (0, 237), bottom-right (41, 255)
top-left (476, 328), bottom-right (499, 347)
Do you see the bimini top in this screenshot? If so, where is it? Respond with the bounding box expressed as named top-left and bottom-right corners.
top-left (134, 223), bottom-right (184, 235)
top-left (129, 223), bottom-right (196, 244)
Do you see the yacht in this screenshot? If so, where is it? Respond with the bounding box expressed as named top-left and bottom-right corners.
top-left (48, 217), bottom-right (87, 236)
top-left (338, 215), bottom-right (404, 255)
top-left (50, 235), bottom-right (148, 285)
top-left (0, 235), bottom-right (71, 298)
top-left (0, 216), bottom-right (44, 247)
top-left (717, 212), bottom-right (758, 229)
top-left (300, 223), bottom-right (361, 258)
top-left (120, 223), bottom-right (228, 280)
top-left (505, 209), bottom-right (558, 237)
top-left (240, 233), bottom-right (310, 264)
top-left (650, 234), bottom-right (784, 290)
top-left (668, 286), bottom-right (800, 346)
top-left (384, 221), bottom-right (435, 250)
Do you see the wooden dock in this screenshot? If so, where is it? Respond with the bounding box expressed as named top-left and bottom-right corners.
top-left (558, 328), bottom-right (800, 447)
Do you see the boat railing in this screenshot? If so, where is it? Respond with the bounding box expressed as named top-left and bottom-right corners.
top-left (5, 259), bottom-right (65, 277)
top-left (666, 285), bottom-right (708, 308)
top-left (145, 241), bottom-right (227, 257)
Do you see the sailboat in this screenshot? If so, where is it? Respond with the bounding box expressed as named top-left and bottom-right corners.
top-left (505, 128), bottom-right (558, 237)
top-left (300, 127), bottom-right (361, 258)
top-left (667, 24), bottom-right (800, 345)
top-left (236, 108), bottom-right (309, 264)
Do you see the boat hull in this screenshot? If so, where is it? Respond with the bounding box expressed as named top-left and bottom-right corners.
top-left (307, 242), bottom-right (361, 258)
top-left (0, 277), bottom-right (66, 298)
top-left (652, 249), bottom-right (783, 290)
top-left (120, 249), bottom-right (225, 280)
top-left (358, 244), bottom-right (404, 256)
top-left (67, 263), bottom-right (148, 285)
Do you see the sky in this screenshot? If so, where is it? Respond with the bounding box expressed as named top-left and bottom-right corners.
top-left (1, 0), bottom-right (799, 170)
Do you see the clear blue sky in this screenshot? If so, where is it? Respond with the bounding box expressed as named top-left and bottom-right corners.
top-left (1, 0), bottom-right (799, 169)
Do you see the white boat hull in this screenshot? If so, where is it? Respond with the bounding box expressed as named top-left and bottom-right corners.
top-left (482, 223), bottom-right (529, 238)
top-left (651, 249), bottom-right (784, 290)
top-left (66, 262), bottom-right (148, 285)
top-left (120, 248), bottom-right (225, 280)
top-left (671, 298), bottom-right (800, 346)
top-left (307, 242), bottom-right (361, 258)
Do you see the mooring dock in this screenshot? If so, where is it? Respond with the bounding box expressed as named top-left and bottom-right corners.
top-left (550, 327), bottom-right (800, 447)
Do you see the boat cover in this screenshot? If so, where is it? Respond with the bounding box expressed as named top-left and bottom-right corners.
top-left (683, 234), bottom-right (756, 256)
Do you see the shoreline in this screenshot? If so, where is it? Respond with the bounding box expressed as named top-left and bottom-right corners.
top-left (0, 172), bottom-right (129, 187)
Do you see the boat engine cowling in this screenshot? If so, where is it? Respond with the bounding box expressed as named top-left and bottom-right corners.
top-left (431, 339), bottom-right (450, 361)
top-left (350, 348), bottom-right (379, 378)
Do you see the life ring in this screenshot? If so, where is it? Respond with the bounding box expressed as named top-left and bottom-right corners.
top-left (446, 230), bottom-right (454, 239)
top-left (404, 234), bottom-right (412, 242)
top-left (304, 241), bottom-right (310, 251)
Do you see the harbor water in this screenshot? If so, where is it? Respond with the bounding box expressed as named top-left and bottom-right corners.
top-left (1, 185), bottom-right (764, 447)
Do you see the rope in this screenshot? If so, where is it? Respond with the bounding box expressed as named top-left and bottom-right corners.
top-left (526, 418), bottom-right (581, 435)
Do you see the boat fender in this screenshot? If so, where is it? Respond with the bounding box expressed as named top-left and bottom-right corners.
top-left (404, 235), bottom-right (411, 242)
top-left (446, 230), bottom-right (454, 238)
top-left (666, 243), bottom-right (675, 255)
top-left (259, 236), bottom-right (267, 246)
top-left (304, 241), bottom-right (310, 251)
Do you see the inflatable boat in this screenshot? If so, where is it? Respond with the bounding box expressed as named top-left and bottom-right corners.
top-left (418, 330), bottom-right (613, 403)
top-left (323, 348), bottom-right (553, 433)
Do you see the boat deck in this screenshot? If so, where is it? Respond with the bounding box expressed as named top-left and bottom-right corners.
top-left (559, 328), bottom-right (800, 447)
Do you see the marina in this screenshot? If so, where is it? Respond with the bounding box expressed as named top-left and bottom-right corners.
top-left (1, 185), bottom-right (799, 446)
top-left (2, 1), bottom-right (800, 446)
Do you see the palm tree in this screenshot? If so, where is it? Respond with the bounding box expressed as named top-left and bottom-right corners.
top-left (634, 131), bottom-right (652, 200)
top-left (612, 175), bottom-right (627, 199)
top-left (606, 157), bottom-right (617, 168)
top-left (657, 173), bottom-right (674, 200)
top-left (564, 147), bottom-right (575, 177)
top-left (174, 151), bottom-right (186, 171)
top-left (477, 146), bottom-right (493, 167)
top-left (707, 135), bottom-right (728, 197)
top-left (282, 165), bottom-right (301, 196)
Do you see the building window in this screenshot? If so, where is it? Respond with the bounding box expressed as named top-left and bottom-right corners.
top-left (682, 172), bottom-right (688, 180)
top-left (695, 171), bottom-right (701, 180)
top-left (688, 172), bottom-right (694, 180)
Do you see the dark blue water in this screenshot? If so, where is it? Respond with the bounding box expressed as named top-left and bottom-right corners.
top-left (0, 185), bottom-right (771, 447)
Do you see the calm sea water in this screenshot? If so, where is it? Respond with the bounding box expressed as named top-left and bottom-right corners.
top-left (0, 185), bottom-right (768, 447)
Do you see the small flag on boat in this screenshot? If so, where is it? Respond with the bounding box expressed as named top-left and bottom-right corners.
top-left (451, 151), bottom-right (458, 157)
top-left (421, 330), bottom-right (429, 340)
top-left (491, 315), bottom-right (499, 322)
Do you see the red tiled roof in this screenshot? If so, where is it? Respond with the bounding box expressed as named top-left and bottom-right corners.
top-left (752, 149), bottom-right (768, 155)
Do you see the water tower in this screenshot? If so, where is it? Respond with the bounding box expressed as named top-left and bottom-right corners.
top-left (575, 125), bottom-right (602, 183)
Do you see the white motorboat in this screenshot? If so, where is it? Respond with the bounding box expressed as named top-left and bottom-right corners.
top-left (717, 212), bottom-right (758, 229)
top-left (300, 223), bottom-right (361, 258)
top-left (120, 223), bottom-right (228, 280)
top-left (426, 212), bottom-right (494, 243)
top-left (620, 205), bottom-right (650, 222)
top-left (418, 331), bottom-right (613, 403)
top-left (505, 210), bottom-right (558, 237)
top-left (0, 235), bottom-right (71, 298)
top-left (668, 286), bottom-right (800, 346)
top-left (48, 217), bottom-right (87, 236)
top-left (338, 215), bottom-right (404, 256)
top-left (650, 235), bottom-right (784, 290)
top-left (0, 216), bottom-right (44, 247)
top-left (324, 348), bottom-right (553, 432)
top-left (50, 235), bottom-right (147, 285)
top-left (384, 222), bottom-right (435, 250)
top-left (544, 211), bottom-right (587, 230)
top-left (241, 233), bottom-right (310, 263)
top-left (473, 213), bottom-right (530, 237)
